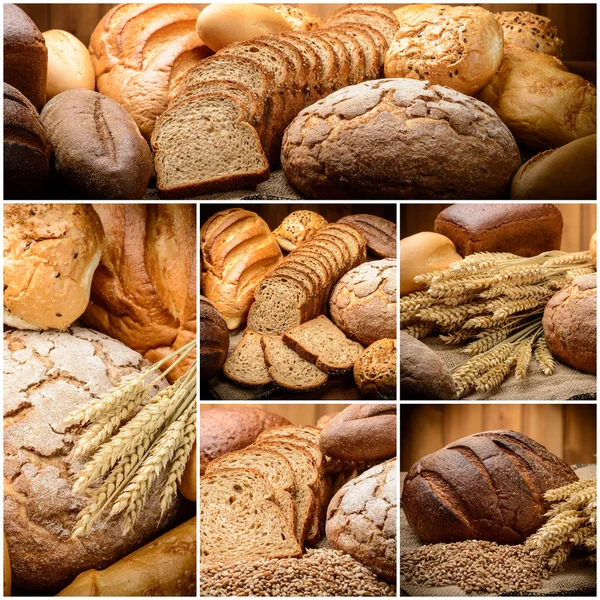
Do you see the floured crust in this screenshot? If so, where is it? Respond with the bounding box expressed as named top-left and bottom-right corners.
top-left (3, 327), bottom-right (179, 592)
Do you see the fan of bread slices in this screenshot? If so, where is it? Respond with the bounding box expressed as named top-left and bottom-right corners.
top-left (200, 425), bottom-right (376, 566)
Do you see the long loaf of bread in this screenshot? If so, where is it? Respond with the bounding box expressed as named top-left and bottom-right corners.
top-left (57, 518), bottom-right (196, 596)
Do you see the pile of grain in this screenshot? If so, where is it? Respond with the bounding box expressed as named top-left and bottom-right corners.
top-left (401, 540), bottom-right (550, 595)
top-left (200, 549), bottom-right (396, 597)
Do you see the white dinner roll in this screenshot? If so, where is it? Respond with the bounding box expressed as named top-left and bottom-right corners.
top-left (3, 204), bottom-right (104, 330)
top-left (42, 29), bottom-right (95, 100)
top-left (385, 5), bottom-right (504, 96)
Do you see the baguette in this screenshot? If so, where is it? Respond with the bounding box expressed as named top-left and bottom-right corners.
top-left (57, 518), bottom-right (196, 596)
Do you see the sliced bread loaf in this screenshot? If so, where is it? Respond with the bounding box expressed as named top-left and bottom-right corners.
top-left (262, 335), bottom-right (328, 392)
top-left (222, 329), bottom-right (272, 386)
top-left (200, 468), bottom-right (302, 565)
top-left (283, 315), bottom-right (364, 374)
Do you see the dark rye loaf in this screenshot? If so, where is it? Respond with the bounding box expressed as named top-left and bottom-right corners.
top-left (402, 430), bottom-right (578, 545)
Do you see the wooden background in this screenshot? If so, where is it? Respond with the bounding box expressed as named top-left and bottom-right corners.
top-left (18, 3), bottom-right (596, 61)
top-left (200, 203), bottom-right (396, 230)
top-left (400, 203), bottom-right (597, 253)
top-left (200, 403), bottom-right (349, 426)
top-left (400, 404), bottom-right (597, 471)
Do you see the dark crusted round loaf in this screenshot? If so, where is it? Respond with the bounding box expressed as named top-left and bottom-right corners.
top-left (200, 295), bottom-right (229, 381)
top-left (281, 78), bottom-right (521, 199)
top-left (326, 458), bottom-right (397, 582)
top-left (402, 430), bottom-right (578, 545)
top-left (542, 274), bottom-right (597, 374)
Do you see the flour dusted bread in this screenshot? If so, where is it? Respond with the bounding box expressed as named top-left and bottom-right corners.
top-left (3, 328), bottom-right (179, 592)
top-left (200, 468), bottom-right (301, 566)
top-left (3, 204), bottom-right (104, 331)
top-left (495, 11), bottom-right (563, 56)
top-left (385, 5), bottom-right (504, 96)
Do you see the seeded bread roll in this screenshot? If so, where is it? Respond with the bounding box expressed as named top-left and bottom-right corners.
top-left (385, 5), bottom-right (504, 96)
top-left (281, 78), bottom-right (521, 200)
top-left (495, 11), bottom-right (563, 57)
top-left (434, 204), bottom-right (563, 257)
top-left (402, 430), bottom-right (578, 544)
top-left (478, 44), bottom-right (596, 151)
top-left (542, 274), bottom-right (597, 375)
top-left (273, 210), bottom-right (328, 252)
top-left (354, 339), bottom-right (397, 400)
top-left (269, 5), bottom-right (321, 32)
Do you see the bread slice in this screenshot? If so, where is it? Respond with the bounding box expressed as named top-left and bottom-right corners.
top-left (222, 329), bottom-right (272, 386)
top-left (261, 335), bottom-right (328, 392)
top-left (200, 468), bottom-right (302, 565)
top-left (338, 25), bottom-right (381, 80)
top-left (152, 92), bottom-right (269, 198)
top-left (314, 31), bottom-right (351, 88)
top-left (283, 315), bottom-right (364, 374)
top-left (323, 7), bottom-right (399, 45)
top-left (324, 29), bottom-right (367, 85)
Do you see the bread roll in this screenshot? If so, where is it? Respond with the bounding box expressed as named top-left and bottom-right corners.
top-left (511, 135), bottom-right (596, 200)
top-left (3, 204), bottom-right (104, 330)
top-left (542, 274), bottom-right (596, 375)
top-left (4, 535), bottom-right (10, 596)
top-left (385, 5), bottom-right (504, 96)
top-left (495, 11), bottom-right (563, 56)
top-left (43, 30), bottom-right (95, 100)
top-left (272, 210), bottom-right (328, 252)
top-left (478, 44), bottom-right (596, 151)
top-left (400, 232), bottom-right (462, 296)
top-left (353, 339), bottom-right (397, 400)
top-left (269, 5), bottom-right (321, 32)
top-left (57, 518), bottom-right (196, 596)
top-left (197, 3), bottom-right (292, 52)
top-left (591, 232), bottom-right (597, 266)
top-left (178, 442), bottom-right (196, 502)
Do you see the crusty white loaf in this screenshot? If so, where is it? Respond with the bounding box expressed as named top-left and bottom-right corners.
top-left (201, 208), bottom-right (283, 330)
top-left (495, 11), bottom-right (563, 56)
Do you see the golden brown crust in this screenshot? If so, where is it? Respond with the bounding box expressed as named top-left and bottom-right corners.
top-left (495, 11), bottom-right (563, 57)
top-left (354, 339), bottom-right (397, 400)
top-left (269, 5), bottom-right (321, 32)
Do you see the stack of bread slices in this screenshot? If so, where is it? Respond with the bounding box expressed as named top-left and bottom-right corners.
top-left (151, 4), bottom-right (400, 197)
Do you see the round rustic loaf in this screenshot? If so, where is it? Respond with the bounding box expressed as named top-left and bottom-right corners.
top-left (542, 274), bottom-right (597, 375)
top-left (200, 295), bottom-right (229, 381)
top-left (402, 430), bottom-right (578, 545)
top-left (281, 79), bottom-right (521, 199)
top-left (330, 259), bottom-right (396, 346)
top-left (385, 5), bottom-right (504, 95)
top-left (3, 204), bottom-right (104, 331)
top-left (495, 11), bottom-right (563, 56)
top-left (354, 339), bottom-right (397, 400)
top-left (3, 327), bottom-right (179, 592)
top-left (400, 331), bottom-right (457, 400)
top-left (326, 458), bottom-right (397, 582)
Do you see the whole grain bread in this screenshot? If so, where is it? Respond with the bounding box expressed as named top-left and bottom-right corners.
top-left (338, 214), bottom-right (396, 258)
top-left (199, 296), bottom-right (229, 382)
top-left (401, 430), bottom-right (578, 544)
top-left (222, 330), bottom-right (272, 386)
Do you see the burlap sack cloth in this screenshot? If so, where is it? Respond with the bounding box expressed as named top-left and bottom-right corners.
top-left (400, 465), bottom-right (597, 596)
top-left (423, 338), bottom-right (597, 401)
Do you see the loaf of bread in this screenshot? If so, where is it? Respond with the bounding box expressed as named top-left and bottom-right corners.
top-left (3, 83), bottom-right (52, 199)
top-left (400, 331), bottom-right (457, 400)
top-left (337, 214), bottom-right (396, 258)
top-left (326, 458), bottom-right (397, 582)
top-left (320, 403), bottom-right (396, 461)
top-left (495, 11), bottom-right (563, 56)
top-left (272, 210), bottom-right (328, 252)
top-left (385, 5), bottom-right (504, 96)
top-left (201, 208), bottom-right (283, 330)
top-left (200, 407), bottom-right (291, 474)
top-left (400, 232), bottom-right (462, 296)
top-left (57, 518), bottom-right (196, 596)
top-left (269, 5), bottom-right (321, 32)
top-left (354, 339), bottom-right (397, 400)
top-left (4, 4), bottom-right (47, 110)
top-left (81, 205), bottom-right (196, 383)
top-left (40, 89), bottom-right (152, 199)
top-left (43, 30), bottom-right (95, 100)
top-left (329, 259), bottom-right (396, 347)
top-left (402, 430), bottom-right (578, 544)
top-left (4, 204), bottom-right (104, 330)
top-left (434, 204), bottom-right (563, 257)
top-left (89, 3), bottom-right (212, 140)
top-left (3, 535), bottom-right (10, 596)
top-left (153, 5), bottom-right (398, 197)
top-left (542, 274), bottom-right (597, 375)
top-left (200, 296), bottom-right (229, 381)
top-left (178, 442), bottom-right (196, 502)
top-left (4, 328), bottom-right (179, 592)
top-left (511, 135), bottom-right (596, 200)
top-left (478, 44), bottom-right (596, 151)
top-left (282, 79), bottom-right (521, 199)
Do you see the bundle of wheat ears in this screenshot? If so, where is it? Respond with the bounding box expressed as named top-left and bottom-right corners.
top-left (400, 250), bottom-right (595, 397)
top-left (63, 340), bottom-right (197, 537)
top-left (526, 478), bottom-right (597, 571)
